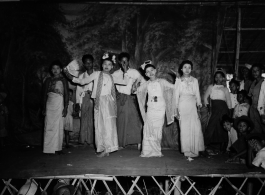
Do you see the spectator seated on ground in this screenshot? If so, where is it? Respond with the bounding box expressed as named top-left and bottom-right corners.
top-left (221, 114), bottom-right (238, 153)
top-left (225, 115), bottom-right (254, 164)
top-left (248, 135), bottom-right (265, 169)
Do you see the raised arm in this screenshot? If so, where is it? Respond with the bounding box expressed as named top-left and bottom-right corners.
top-left (72, 72), bottom-right (97, 85)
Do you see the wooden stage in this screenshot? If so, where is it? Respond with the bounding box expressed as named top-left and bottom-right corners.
top-left (1, 145), bottom-right (264, 178)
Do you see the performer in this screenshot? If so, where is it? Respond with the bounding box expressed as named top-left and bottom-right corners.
top-left (204, 69), bottom-right (231, 154)
top-left (112, 52), bottom-right (145, 149)
top-left (134, 61), bottom-right (177, 157)
top-left (75, 54), bottom-right (94, 145)
top-left (175, 60), bottom-right (204, 159)
top-left (64, 52), bottom-right (128, 157)
top-left (43, 61), bottom-right (69, 154)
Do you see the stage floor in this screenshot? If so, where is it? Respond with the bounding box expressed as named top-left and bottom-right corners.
top-left (1, 145), bottom-right (264, 178)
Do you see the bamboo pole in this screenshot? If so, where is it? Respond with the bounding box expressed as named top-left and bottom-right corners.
top-left (220, 51), bottom-right (265, 53)
top-left (234, 7), bottom-right (241, 79)
top-left (224, 28), bottom-right (265, 30)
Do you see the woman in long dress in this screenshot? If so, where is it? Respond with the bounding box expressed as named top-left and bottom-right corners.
top-left (135, 61), bottom-right (177, 157)
top-left (65, 52), bottom-right (128, 157)
top-left (43, 61), bottom-right (69, 154)
top-left (204, 69), bottom-right (232, 154)
top-left (175, 60), bottom-right (204, 159)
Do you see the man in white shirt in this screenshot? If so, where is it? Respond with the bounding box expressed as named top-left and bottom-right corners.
top-left (112, 52), bottom-right (146, 149)
top-left (75, 54), bottom-right (94, 145)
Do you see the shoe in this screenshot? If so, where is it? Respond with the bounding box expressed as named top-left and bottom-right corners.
top-left (96, 151), bottom-right (109, 157)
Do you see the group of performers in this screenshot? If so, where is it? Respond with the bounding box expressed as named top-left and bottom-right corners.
top-left (42, 52), bottom-right (205, 160)
top-left (42, 51), bottom-right (265, 163)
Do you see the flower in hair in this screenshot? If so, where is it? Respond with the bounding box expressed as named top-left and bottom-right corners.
top-left (140, 60), bottom-right (152, 70)
top-left (102, 53), bottom-right (109, 59)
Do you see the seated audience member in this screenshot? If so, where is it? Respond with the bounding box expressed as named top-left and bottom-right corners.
top-left (248, 135), bottom-right (265, 169)
top-left (222, 114), bottom-right (238, 152)
top-left (233, 90), bottom-right (250, 119)
top-left (226, 115), bottom-right (254, 163)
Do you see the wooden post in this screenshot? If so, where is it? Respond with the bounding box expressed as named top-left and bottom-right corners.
top-left (234, 7), bottom-right (241, 80)
top-left (212, 6), bottom-right (226, 79)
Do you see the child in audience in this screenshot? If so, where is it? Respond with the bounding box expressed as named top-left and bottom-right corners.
top-left (233, 90), bottom-right (250, 119)
top-left (226, 116), bottom-right (254, 163)
top-left (222, 114), bottom-right (238, 152)
top-left (229, 79), bottom-right (240, 111)
top-left (248, 136), bottom-right (265, 169)
top-left (64, 90), bottom-right (74, 148)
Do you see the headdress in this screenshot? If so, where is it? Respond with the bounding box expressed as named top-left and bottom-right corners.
top-left (102, 52), bottom-right (116, 64)
top-left (140, 60), bottom-right (153, 70)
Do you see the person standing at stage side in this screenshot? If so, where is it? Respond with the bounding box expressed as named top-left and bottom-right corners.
top-left (203, 69), bottom-right (232, 155)
top-left (43, 61), bottom-right (69, 154)
top-left (239, 64), bottom-right (252, 92)
top-left (112, 52), bottom-right (145, 149)
top-left (175, 60), bottom-right (204, 160)
top-left (248, 63), bottom-right (265, 133)
top-left (134, 61), bottom-right (177, 157)
top-left (76, 54), bottom-right (94, 145)
top-left (64, 52), bottom-right (128, 157)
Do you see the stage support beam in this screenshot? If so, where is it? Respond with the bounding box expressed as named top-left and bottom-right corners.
top-left (234, 7), bottom-right (241, 79)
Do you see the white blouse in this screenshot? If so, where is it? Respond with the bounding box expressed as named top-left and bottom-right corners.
top-left (204, 84), bottom-right (232, 109)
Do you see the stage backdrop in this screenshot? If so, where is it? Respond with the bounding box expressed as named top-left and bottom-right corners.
top-left (0, 3), bottom-right (216, 148)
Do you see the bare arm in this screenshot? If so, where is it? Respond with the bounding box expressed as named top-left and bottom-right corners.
top-left (62, 78), bottom-right (69, 117)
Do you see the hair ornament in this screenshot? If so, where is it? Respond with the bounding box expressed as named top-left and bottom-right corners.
top-left (141, 60), bottom-right (152, 70)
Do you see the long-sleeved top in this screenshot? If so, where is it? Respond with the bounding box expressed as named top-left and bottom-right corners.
top-left (112, 68), bottom-right (146, 95)
top-left (233, 103), bottom-right (250, 118)
top-left (175, 76), bottom-right (202, 108)
top-left (258, 80), bottom-right (265, 115)
top-left (76, 72), bottom-right (93, 104)
top-left (72, 71), bottom-right (128, 98)
top-left (203, 84), bottom-right (232, 109)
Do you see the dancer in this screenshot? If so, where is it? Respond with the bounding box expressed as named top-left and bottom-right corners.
top-left (64, 52), bottom-right (128, 157)
top-left (112, 52), bottom-right (145, 149)
top-left (204, 68), bottom-right (232, 155)
top-left (76, 54), bottom-right (95, 145)
top-left (175, 60), bottom-right (204, 159)
top-left (43, 61), bottom-right (69, 154)
top-left (134, 61), bottom-right (177, 157)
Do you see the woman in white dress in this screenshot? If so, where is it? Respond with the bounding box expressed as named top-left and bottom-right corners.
top-left (135, 61), bottom-right (177, 157)
top-left (175, 60), bottom-right (204, 159)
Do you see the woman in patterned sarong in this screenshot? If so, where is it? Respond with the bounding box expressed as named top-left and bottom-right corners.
top-left (43, 61), bottom-right (69, 154)
top-left (135, 61), bottom-right (177, 157)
